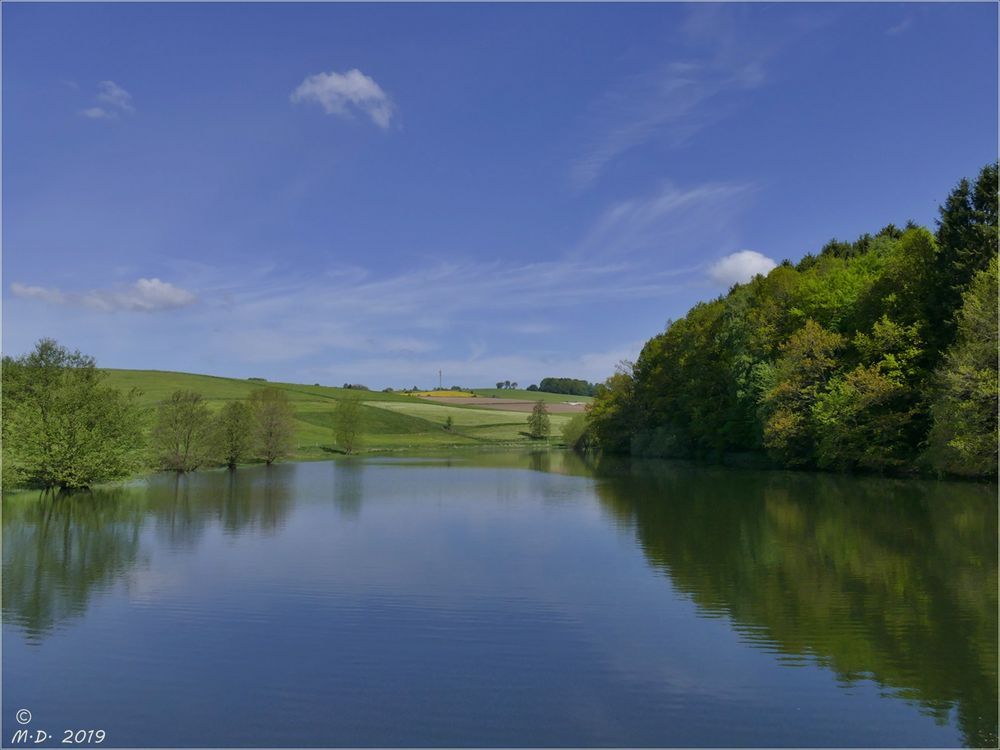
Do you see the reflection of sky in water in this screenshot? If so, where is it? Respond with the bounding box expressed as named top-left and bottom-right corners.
top-left (3, 457), bottom-right (995, 748)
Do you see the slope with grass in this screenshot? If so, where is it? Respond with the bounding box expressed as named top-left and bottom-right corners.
top-left (101, 369), bottom-right (572, 460)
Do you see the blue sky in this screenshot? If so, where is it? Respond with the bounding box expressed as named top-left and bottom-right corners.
top-left (3, 2), bottom-right (997, 389)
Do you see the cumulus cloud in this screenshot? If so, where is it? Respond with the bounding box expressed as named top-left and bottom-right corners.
top-left (708, 250), bottom-right (776, 287)
top-left (291, 68), bottom-right (394, 129)
top-left (79, 80), bottom-right (134, 120)
top-left (11, 278), bottom-right (196, 312)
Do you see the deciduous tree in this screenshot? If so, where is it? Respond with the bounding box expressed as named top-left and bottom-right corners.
top-left (335, 393), bottom-right (364, 454)
top-left (151, 390), bottom-right (213, 472)
top-left (527, 400), bottom-right (550, 439)
top-left (2, 339), bottom-right (145, 490)
top-left (213, 400), bottom-right (255, 469)
top-left (249, 387), bottom-right (295, 464)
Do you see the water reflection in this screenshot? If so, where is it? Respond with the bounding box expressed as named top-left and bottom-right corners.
top-left (3, 466), bottom-right (296, 637)
top-left (2, 490), bottom-right (146, 641)
top-left (151, 466), bottom-right (295, 547)
top-left (333, 459), bottom-right (364, 518)
top-left (2, 455), bottom-right (996, 747)
top-left (585, 456), bottom-right (998, 748)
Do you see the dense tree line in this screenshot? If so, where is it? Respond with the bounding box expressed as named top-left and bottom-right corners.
top-left (533, 377), bottom-right (596, 397)
top-left (3, 341), bottom-right (300, 491)
top-left (588, 163), bottom-right (998, 477)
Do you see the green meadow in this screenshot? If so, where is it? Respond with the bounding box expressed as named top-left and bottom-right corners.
top-left (101, 369), bottom-right (580, 460)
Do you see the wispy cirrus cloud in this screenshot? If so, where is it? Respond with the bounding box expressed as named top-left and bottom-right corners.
top-left (84, 246), bottom-right (696, 379)
top-left (11, 278), bottom-right (195, 312)
top-left (571, 61), bottom-right (764, 189)
top-left (576, 181), bottom-right (754, 260)
top-left (570, 5), bottom-right (823, 188)
top-left (79, 80), bottom-right (135, 120)
top-left (291, 68), bottom-right (394, 129)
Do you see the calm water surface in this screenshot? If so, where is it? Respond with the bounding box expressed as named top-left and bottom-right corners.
top-left (3, 454), bottom-right (997, 747)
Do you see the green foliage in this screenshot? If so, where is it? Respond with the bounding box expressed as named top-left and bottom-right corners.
top-left (925, 257), bottom-right (998, 476)
top-left (811, 316), bottom-right (927, 472)
top-left (813, 365), bottom-right (916, 472)
top-left (536, 377), bottom-right (596, 397)
top-left (560, 413), bottom-right (592, 451)
top-left (584, 164), bottom-right (998, 477)
top-left (931, 162), bottom-right (999, 352)
top-left (588, 368), bottom-right (637, 453)
top-left (151, 390), bottom-right (214, 472)
top-left (334, 393), bottom-right (364, 454)
top-left (213, 400), bottom-right (255, 469)
top-left (762, 320), bottom-right (845, 466)
top-left (2, 339), bottom-right (146, 490)
top-left (527, 400), bottom-right (551, 439)
top-left (249, 387), bottom-right (295, 464)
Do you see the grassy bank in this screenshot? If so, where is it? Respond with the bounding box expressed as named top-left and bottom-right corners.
top-left (102, 369), bottom-right (581, 460)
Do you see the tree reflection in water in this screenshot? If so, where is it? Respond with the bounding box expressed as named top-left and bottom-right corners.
top-left (586, 456), bottom-right (998, 749)
top-left (2, 489), bottom-right (146, 641)
top-left (3, 466), bottom-right (295, 640)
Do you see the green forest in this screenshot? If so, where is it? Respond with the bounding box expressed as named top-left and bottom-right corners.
top-left (585, 163), bottom-right (998, 478)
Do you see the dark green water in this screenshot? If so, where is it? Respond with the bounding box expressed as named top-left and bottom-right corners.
top-left (2, 454), bottom-right (996, 748)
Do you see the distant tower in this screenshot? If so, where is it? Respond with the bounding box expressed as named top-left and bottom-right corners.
top-left (439, 369), bottom-right (443, 389)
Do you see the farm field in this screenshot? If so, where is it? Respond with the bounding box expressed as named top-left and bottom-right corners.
top-left (100, 369), bottom-right (573, 459)
top-left (419, 397), bottom-right (586, 413)
top-left (470, 388), bottom-right (593, 404)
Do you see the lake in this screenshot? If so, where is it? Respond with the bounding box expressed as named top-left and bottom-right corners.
top-left (3, 453), bottom-right (996, 748)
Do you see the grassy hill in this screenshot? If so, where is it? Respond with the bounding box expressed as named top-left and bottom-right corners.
top-left (101, 369), bottom-right (578, 459)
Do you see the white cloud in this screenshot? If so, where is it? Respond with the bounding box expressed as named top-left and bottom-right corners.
top-left (80, 107), bottom-right (114, 119)
top-left (78, 80), bottom-right (134, 120)
top-left (291, 68), bottom-right (394, 129)
top-left (708, 250), bottom-right (776, 287)
top-left (11, 278), bottom-right (196, 312)
top-left (9, 283), bottom-right (66, 306)
top-left (97, 81), bottom-right (134, 113)
top-left (886, 17), bottom-right (913, 36)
